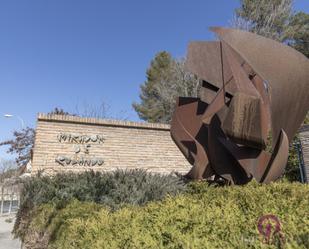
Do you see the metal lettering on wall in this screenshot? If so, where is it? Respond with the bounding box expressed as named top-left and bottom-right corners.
top-left (55, 133), bottom-right (105, 167)
top-left (57, 133), bottom-right (105, 144)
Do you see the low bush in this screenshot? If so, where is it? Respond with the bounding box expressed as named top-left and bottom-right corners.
top-left (13, 169), bottom-right (185, 241)
top-left (17, 181), bottom-right (309, 249)
top-left (284, 136), bottom-right (302, 182)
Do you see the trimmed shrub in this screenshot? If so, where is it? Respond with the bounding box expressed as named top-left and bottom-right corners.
top-left (19, 181), bottom-right (309, 249)
top-left (13, 169), bottom-right (185, 241)
top-left (284, 136), bottom-right (302, 182)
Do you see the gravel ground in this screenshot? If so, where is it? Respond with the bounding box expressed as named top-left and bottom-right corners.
top-left (0, 215), bottom-right (21, 249)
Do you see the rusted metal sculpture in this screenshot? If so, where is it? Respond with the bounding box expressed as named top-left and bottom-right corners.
top-left (171, 27), bottom-right (309, 184)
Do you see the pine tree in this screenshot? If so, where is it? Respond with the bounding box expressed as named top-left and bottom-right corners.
top-left (287, 12), bottom-right (309, 58)
top-left (133, 52), bottom-right (200, 123)
top-left (133, 51), bottom-right (173, 123)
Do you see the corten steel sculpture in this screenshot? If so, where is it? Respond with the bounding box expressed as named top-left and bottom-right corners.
top-left (170, 27), bottom-right (309, 184)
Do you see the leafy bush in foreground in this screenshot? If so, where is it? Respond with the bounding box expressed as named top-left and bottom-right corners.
top-left (18, 181), bottom-right (309, 249)
top-left (13, 169), bottom-right (185, 240)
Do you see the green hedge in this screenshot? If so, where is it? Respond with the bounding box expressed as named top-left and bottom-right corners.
top-left (13, 170), bottom-right (185, 242)
top-left (17, 181), bottom-right (309, 249)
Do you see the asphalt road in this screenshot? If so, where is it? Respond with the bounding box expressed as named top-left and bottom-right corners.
top-left (0, 215), bottom-right (21, 249)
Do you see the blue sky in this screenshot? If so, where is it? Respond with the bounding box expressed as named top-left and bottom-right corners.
top-left (0, 0), bottom-right (308, 160)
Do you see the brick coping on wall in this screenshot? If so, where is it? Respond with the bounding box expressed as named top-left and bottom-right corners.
top-left (38, 114), bottom-right (309, 132)
top-left (37, 113), bottom-right (171, 131)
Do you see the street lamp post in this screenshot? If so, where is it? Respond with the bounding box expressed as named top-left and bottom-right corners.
top-left (4, 114), bottom-right (25, 129)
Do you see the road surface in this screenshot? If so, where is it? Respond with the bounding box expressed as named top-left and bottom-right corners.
top-left (0, 215), bottom-right (21, 249)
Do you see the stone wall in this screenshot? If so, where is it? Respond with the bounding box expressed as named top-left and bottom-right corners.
top-left (31, 114), bottom-right (191, 175)
top-left (299, 125), bottom-right (309, 182)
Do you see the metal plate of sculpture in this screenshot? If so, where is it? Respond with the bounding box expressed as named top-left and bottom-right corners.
top-left (170, 27), bottom-right (309, 184)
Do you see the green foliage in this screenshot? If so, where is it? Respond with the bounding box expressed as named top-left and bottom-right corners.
top-left (133, 51), bottom-right (200, 123)
top-left (304, 112), bottom-right (309, 125)
top-left (133, 51), bottom-right (174, 122)
top-left (286, 11), bottom-right (309, 58)
top-left (21, 181), bottom-right (309, 249)
top-left (235, 0), bottom-right (292, 41)
top-left (13, 169), bottom-right (185, 241)
top-left (284, 138), bottom-right (301, 182)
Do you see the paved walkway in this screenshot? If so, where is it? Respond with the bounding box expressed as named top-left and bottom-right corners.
top-left (0, 215), bottom-right (21, 249)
